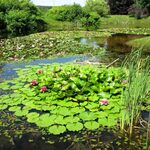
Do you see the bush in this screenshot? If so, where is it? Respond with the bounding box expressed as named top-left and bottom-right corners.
top-left (0, 12), bottom-right (6, 30)
top-left (80, 11), bottom-right (101, 30)
top-left (84, 0), bottom-right (109, 17)
top-left (47, 4), bottom-right (83, 22)
top-left (0, 0), bottom-right (47, 35)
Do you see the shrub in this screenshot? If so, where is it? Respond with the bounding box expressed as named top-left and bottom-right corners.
top-left (84, 0), bottom-right (110, 17)
top-left (47, 4), bottom-right (83, 22)
top-left (0, 0), bottom-right (47, 35)
top-left (80, 11), bottom-right (101, 30)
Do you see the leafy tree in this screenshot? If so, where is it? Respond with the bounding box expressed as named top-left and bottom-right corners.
top-left (135, 0), bottom-right (150, 8)
top-left (84, 0), bottom-right (109, 17)
top-left (0, 0), bottom-right (46, 35)
top-left (47, 4), bottom-right (83, 22)
top-left (108, 0), bottom-right (134, 14)
top-left (0, 12), bottom-right (6, 30)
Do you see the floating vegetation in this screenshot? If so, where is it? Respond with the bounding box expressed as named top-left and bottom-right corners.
top-left (0, 64), bottom-right (126, 135)
top-left (0, 32), bottom-right (106, 62)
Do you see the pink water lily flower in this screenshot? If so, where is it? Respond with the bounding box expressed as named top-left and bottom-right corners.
top-left (31, 80), bottom-right (38, 85)
top-left (99, 98), bottom-right (109, 105)
top-left (41, 86), bottom-right (47, 92)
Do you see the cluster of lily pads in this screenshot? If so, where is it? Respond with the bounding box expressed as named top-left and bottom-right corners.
top-left (0, 32), bottom-right (106, 62)
top-left (0, 64), bottom-right (126, 135)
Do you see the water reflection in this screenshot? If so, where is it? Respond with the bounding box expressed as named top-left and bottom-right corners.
top-left (0, 55), bottom-right (89, 80)
top-left (78, 34), bottom-right (148, 65)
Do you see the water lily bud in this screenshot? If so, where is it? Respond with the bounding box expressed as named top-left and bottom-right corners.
top-left (99, 98), bottom-right (109, 105)
top-left (41, 86), bottom-right (47, 92)
top-left (37, 69), bottom-right (43, 74)
top-left (31, 80), bottom-right (38, 85)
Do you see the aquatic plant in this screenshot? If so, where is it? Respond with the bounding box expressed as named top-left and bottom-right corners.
top-left (0, 64), bottom-right (126, 135)
top-left (121, 49), bottom-right (150, 135)
top-left (0, 31), bottom-right (107, 62)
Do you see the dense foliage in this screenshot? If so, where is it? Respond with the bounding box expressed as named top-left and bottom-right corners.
top-left (108, 0), bottom-right (134, 15)
top-left (0, 64), bottom-right (126, 135)
top-left (46, 4), bottom-right (83, 22)
top-left (80, 11), bottom-right (101, 30)
top-left (107, 0), bottom-right (150, 16)
top-left (84, 0), bottom-right (109, 17)
top-left (0, 0), bottom-right (46, 35)
top-left (0, 31), bottom-right (107, 61)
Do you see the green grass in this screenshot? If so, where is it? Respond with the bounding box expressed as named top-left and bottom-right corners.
top-left (121, 50), bottom-right (150, 135)
top-left (44, 15), bottom-right (150, 31)
top-left (101, 15), bottom-right (150, 29)
top-left (127, 36), bottom-right (150, 52)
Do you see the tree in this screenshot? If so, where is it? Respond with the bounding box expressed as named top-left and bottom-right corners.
top-left (135, 0), bottom-right (150, 8)
top-left (107, 0), bottom-right (134, 14)
top-left (0, 0), bottom-right (46, 35)
top-left (84, 0), bottom-right (109, 17)
top-left (47, 4), bottom-right (83, 22)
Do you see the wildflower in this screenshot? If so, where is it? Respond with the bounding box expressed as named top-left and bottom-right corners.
top-left (31, 80), bottom-right (38, 85)
top-left (41, 86), bottom-right (47, 92)
top-left (99, 98), bottom-right (109, 106)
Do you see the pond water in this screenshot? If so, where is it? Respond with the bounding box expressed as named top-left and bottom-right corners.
top-left (0, 55), bottom-right (88, 80)
top-left (0, 34), bottom-right (149, 150)
top-left (78, 34), bottom-right (148, 65)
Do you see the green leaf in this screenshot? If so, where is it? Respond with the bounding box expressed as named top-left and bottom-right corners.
top-left (0, 104), bottom-right (8, 110)
top-left (79, 112), bottom-right (97, 121)
top-left (15, 109), bottom-right (28, 117)
top-left (64, 116), bottom-right (80, 123)
top-left (27, 112), bottom-right (40, 123)
top-left (67, 122), bottom-right (83, 131)
top-left (48, 125), bottom-right (66, 135)
top-left (84, 121), bottom-right (99, 130)
top-left (9, 106), bottom-right (21, 112)
top-left (36, 114), bottom-right (54, 127)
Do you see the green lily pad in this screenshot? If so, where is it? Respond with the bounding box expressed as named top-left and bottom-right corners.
top-left (48, 125), bottom-right (66, 135)
top-left (67, 122), bottom-right (83, 131)
top-left (36, 114), bottom-right (54, 127)
top-left (84, 121), bottom-right (99, 130)
top-left (79, 112), bottom-right (97, 121)
top-left (15, 109), bottom-right (29, 117)
top-left (0, 104), bottom-right (8, 110)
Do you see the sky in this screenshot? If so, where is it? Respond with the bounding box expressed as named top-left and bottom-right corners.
top-left (31, 0), bottom-right (86, 6)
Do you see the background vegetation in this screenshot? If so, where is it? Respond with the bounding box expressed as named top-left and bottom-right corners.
top-left (0, 0), bottom-right (47, 35)
top-left (0, 0), bottom-right (150, 35)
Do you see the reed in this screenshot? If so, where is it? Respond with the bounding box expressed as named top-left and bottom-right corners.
top-left (121, 49), bottom-right (150, 135)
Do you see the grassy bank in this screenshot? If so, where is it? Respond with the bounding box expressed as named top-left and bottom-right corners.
top-left (44, 15), bottom-right (150, 31)
top-left (127, 36), bottom-right (150, 52)
top-left (100, 15), bottom-right (150, 29)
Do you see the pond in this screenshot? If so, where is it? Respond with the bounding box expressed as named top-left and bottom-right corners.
top-left (78, 34), bottom-right (148, 65)
top-left (0, 34), bottom-right (149, 150)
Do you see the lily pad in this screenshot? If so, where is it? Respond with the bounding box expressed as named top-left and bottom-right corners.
top-left (84, 121), bottom-right (99, 130)
top-left (79, 112), bottom-right (97, 121)
top-left (67, 122), bottom-right (83, 131)
top-left (48, 125), bottom-right (66, 135)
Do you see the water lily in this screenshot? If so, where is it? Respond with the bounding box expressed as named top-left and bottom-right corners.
top-left (31, 80), bottom-right (38, 85)
top-left (41, 86), bottom-right (47, 92)
top-left (99, 98), bottom-right (109, 105)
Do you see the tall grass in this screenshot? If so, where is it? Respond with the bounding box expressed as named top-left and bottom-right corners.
top-left (121, 49), bottom-right (150, 135)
